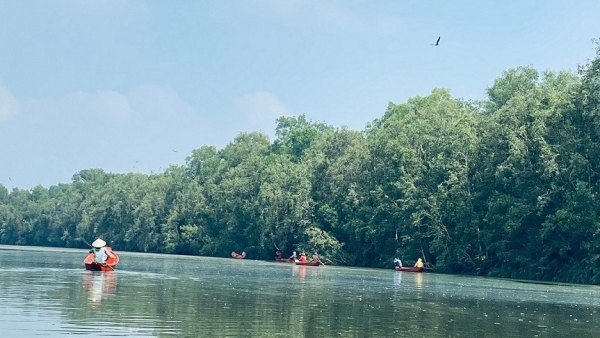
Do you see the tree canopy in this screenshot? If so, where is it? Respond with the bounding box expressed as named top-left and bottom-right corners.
top-left (2, 43), bottom-right (600, 284)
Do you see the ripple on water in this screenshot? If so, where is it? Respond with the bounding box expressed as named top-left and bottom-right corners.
top-left (2, 247), bottom-right (600, 337)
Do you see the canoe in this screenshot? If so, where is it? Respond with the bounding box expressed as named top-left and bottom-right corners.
top-left (84, 247), bottom-right (119, 271)
top-left (275, 258), bottom-right (294, 263)
top-left (295, 260), bottom-right (321, 266)
top-left (394, 266), bottom-right (423, 272)
top-left (231, 251), bottom-right (245, 259)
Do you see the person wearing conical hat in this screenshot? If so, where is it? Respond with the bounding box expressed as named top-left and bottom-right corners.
top-left (90, 238), bottom-right (111, 264)
top-left (414, 258), bottom-right (424, 269)
top-left (92, 238), bottom-right (106, 248)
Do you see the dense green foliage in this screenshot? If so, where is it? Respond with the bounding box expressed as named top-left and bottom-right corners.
top-left (2, 46), bottom-right (600, 284)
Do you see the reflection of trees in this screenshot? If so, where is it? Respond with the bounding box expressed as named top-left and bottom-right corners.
top-left (1, 249), bottom-right (598, 337)
top-left (48, 269), bottom-right (600, 337)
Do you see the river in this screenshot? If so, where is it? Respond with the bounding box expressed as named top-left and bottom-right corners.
top-left (0, 245), bottom-right (598, 337)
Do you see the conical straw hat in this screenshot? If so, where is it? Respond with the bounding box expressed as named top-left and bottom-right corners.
top-left (92, 238), bottom-right (106, 248)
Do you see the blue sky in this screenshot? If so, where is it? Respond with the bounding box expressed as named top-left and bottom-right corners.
top-left (1, 0), bottom-right (599, 190)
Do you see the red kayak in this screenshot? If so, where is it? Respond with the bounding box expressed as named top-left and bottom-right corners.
top-left (231, 251), bottom-right (246, 259)
top-left (84, 247), bottom-right (119, 271)
top-left (295, 260), bottom-right (322, 266)
top-left (275, 258), bottom-right (294, 263)
top-left (394, 266), bottom-right (423, 272)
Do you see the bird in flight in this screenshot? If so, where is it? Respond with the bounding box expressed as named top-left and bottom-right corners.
top-left (171, 149), bottom-right (177, 153)
top-left (432, 36), bottom-right (440, 46)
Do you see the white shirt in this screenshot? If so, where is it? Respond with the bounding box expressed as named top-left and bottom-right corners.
top-left (93, 247), bottom-right (109, 263)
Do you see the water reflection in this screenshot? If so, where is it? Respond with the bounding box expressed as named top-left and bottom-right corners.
top-left (415, 272), bottom-right (423, 290)
top-left (82, 271), bottom-right (117, 304)
top-left (292, 264), bottom-right (324, 280)
top-left (394, 271), bottom-right (402, 286)
top-left (294, 265), bottom-right (307, 283)
top-left (1, 247), bottom-right (600, 337)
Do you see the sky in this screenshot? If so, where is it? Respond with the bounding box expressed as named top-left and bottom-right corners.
top-left (1, 0), bottom-right (599, 190)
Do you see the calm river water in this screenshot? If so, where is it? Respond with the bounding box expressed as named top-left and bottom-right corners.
top-left (0, 245), bottom-right (599, 337)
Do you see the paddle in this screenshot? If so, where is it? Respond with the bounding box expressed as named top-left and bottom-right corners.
top-left (104, 249), bottom-right (115, 270)
top-left (77, 237), bottom-right (93, 248)
top-left (324, 258), bottom-right (335, 265)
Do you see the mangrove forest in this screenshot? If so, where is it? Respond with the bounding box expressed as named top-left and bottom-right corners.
top-left (2, 45), bottom-right (600, 284)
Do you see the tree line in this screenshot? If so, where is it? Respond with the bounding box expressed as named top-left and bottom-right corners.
top-left (1, 44), bottom-right (600, 284)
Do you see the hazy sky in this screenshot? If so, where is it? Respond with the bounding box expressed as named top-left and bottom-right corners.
top-left (1, 0), bottom-right (599, 190)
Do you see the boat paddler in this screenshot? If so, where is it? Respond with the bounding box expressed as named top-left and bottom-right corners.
top-left (414, 258), bottom-right (424, 268)
top-left (89, 238), bottom-right (111, 264)
top-left (289, 251), bottom-right (297, 261)
top-left (298, 252), bottom-right (307, 263)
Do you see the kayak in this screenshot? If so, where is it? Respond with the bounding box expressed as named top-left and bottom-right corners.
top-left (295, 260), bottom-right (322, 266)
top-left (394, 266), bottom-right (423, 272)
top-left (231, 251), bottom-right (245, 259)
top-left (84, 247), bottom-right (119, 271)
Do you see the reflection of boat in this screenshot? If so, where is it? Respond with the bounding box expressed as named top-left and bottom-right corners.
top-left (231, 251), bottom-right (245, 259)
top-left (394, 266), bottom-right (423, 272)
top-left (83, 271), bottom-right (117, 303)
top-left (84, 247), bottom-right (119, 271)
top-left (415, 271), bottom-right (423, 290)
top-left (296, 265), bottom-right (307, 283)
top-left (295, 260), bottom-right (321, 266)
top-left (394, 271), bottom-right (402, 285)
top-left (293, 264), bottom-right (322, 284)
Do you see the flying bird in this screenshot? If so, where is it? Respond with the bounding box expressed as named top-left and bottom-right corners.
top-left (432, 36), bottom-right (440, 46)
top-left (171, 149), bottom-right (177, 153)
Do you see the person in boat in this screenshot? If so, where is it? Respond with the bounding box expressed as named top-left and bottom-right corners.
top-left (289, 251), bottom-right (297, 261)
top-left (89, 238), bottom-right (111, 264)
top-left (312, 252), bottom-right (320, 262)
top-left (393, 258), bottom-right (402, 267)
top-left (275, 250), bottom-right (283, 260)
top-left (241, 251), bottom-right (246, 258)
top-left (298, 252), bottom-right (307, 263)
top-left (414, 258), bottom-right (424, 268)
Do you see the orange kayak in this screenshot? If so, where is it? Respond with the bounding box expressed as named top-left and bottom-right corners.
top-left (84, 247), bottom-right (119, 271)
